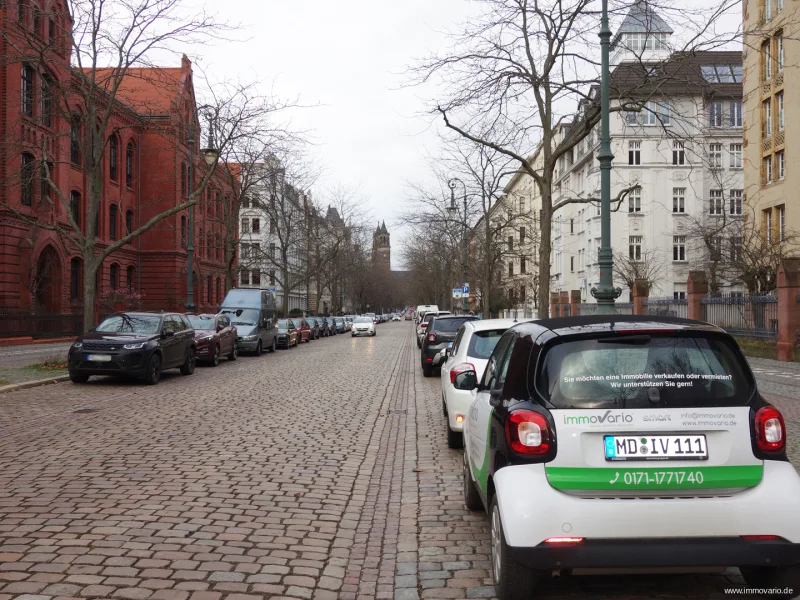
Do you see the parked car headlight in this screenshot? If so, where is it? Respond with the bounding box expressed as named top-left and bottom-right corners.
top-left (72, 341), bottom-right (83, 349)
top-left (242, 335), bottom-right (258, 341)
top-left (197, 335), bottom-right (213, 342)
top-left (123, 342), bottom-right (147, 350)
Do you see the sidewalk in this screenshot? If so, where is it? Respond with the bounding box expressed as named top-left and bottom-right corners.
top-left (0, 365), bottom-right (68, 386)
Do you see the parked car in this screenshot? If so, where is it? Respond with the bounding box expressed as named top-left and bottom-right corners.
top-left (345, 315), bottom-right (355, 330)
top-left (314, 316), bottom-right (331, 337)
top-left (68, 312), bottom-right (196, 385)
top-left (440, 319), bottom-right (526, 448)
top-left (333, 317), bottom-right (347, 334)
top-left (352, 315), bottom-right (376, 337)
top-left (460, 315), bottom-right (800, 600)
top-left (326, 317), bottom-right (337, 334)
top-left (420, 315), bottom-right (479, 377)
top-left (365, 312), bottom-right (377, 323)
top-left (416, 304), bottom-right (439, 324)
top-left (276, 319), bottom-right (299, 348)
top-left (405, 313), bottom-right (413, 321)
top-left (307, 317), bottom-right (321, 340)
top-left (219, 288), bottom-right (277, 356)
top-left (291, 318), bottom-right (313, 343)
top-left (187, 313), bottom-right (238, 366)
top-left (416, 311), bottom-right (451, 348)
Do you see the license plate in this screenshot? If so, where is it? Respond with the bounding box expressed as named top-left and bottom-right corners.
top-left (605, 434), bottom-right (708, 461)
top-left (86, 354), bottom-right (112, 362)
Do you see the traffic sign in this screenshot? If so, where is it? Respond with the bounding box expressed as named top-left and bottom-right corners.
top-left (462, 284), bottom-right (470, 295)
top-left (452, 288), bottom-right (463, 299)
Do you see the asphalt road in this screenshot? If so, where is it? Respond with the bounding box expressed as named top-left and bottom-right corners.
top-left (0, 323), bottom-right (797, 600)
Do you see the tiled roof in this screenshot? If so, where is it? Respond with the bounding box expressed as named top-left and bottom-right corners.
top-left (85, 67), bottom-right (183, 115)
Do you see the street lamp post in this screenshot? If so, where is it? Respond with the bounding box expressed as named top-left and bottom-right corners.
top-left (448, 178), bottom-right (468, 315)
top-left (186, 108), bottom-right (219, 313)
top-left (591, 0), bottom-right (622, 314)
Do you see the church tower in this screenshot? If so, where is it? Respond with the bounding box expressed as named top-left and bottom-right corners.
top-left (372, 221), bottom-right (391, 270)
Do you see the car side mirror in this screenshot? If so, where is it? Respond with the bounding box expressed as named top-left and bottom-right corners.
top-left (217, 324), bottom-right (224, 332)
top-left (489, 384), bottom-right (503, 407)
top-left (453, 370), bottom-right (478, 391)
top-left (162, 330), bottom-right (175, 338)
top-left (88, 326), bottom-right (96, 332)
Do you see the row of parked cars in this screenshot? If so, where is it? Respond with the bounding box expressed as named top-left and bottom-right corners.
top-left (411, 305), bottom-right (800, 600)
top-left (67, 288), bottom-right (363, 385)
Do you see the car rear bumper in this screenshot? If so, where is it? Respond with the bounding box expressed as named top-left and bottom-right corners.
top-left (421, 344), bottom-right (448, 362)
top-left (492, 461), bottom-right (800, 548)
top-left (443, 386), bottom-right (474, 431)
top-left (510, 537), bottom-right (800, 570)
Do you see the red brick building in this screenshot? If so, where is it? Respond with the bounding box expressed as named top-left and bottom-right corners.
top-left (0, 0), bottom-right (235, 326)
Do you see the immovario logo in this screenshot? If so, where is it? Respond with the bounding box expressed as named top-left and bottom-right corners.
top-left (563, 410), bottom-right (633, 425)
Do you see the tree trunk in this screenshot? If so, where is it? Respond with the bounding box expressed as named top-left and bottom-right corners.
top-left (538, 189), bottom-right (554, 319)
top-left (82, 253), bottom-right (98, 332)
top-left (281, 265), bottom-right (290, 317)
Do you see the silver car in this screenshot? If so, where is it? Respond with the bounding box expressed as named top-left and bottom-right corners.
top-left (351, 316), bottom-right (376, 337)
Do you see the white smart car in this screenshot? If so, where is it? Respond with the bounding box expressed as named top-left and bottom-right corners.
top-left (441, 319), bottom-right (528, 449)
top-left (460, 315), bottom-right (800, 600)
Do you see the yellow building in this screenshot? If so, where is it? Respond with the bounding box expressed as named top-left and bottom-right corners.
top-left (743, 0), bottom-right (791, 242)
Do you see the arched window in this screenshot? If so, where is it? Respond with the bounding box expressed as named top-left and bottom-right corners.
top-left (215, 234), bottom-right (221, 261)
top-left (69, 190), bottom-right (81, 229)
top-left (198, 227), bottom-right (204, 257)
top-left (109, 136), bottom-right (118, 181)
top-left (125, 142), bottom-right (134, 187)
top-left (180, 163), bottom-right (187, 198)
top-left (127, 266), bottom-right (135, 291)
top-left (70, 257), bottom-right (81, 300)
top-left (70, 114), bottom-right (81, 165)
top-left (125, 209), bottom-right (133, 236)
top-left (206, 275), bottom-right (212, 304)
top-left (206, 232), bottom-right (212, 260)
top-left (215, 191), bottom-right (221, 217)
top-left (180, 215), bottom-right (187, 248)
top-left (109, 204), bottom-right (118, 240)
top-left (33, 4), bottom-right (41, 35)
top-left (20, 153), bottom-right (34, 206)
top-left (110, 263), bottom-right (119, 289)
top-left (40, 74), bottom-right (52, 127)
top-left (21, 64), bottom-right (34, 117)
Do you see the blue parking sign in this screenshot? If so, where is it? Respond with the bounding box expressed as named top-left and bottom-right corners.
top-left (462, 284), bottom-right (470, 295)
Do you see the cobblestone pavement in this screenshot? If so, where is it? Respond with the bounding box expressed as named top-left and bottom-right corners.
top-left (0, 323), bottom-right (798, 600)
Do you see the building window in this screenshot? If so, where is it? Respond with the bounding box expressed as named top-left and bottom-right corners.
top-left (180, 163), bottom-right (187, 198)
top-left (709, 143), bottom-right (723, 168)
top-left (269, 270), bottom-right (275, 285)
top-left (70, 191), bottom-right (80, 228)
top-left (779, 205), bottom-right (786, 241)
top-left (569, 218), bottom-right (574, 233)
top-left (520, 226), bottom-right (526, 244)
top-left (21, 64), bottom-right (34, 117)
top-left (207, 275), bottom-right (212, 304)
top-left (40, 162), bottom-right (51, 202)
top-left (672, 141), bottom-right (685, 165)
top-left (270, 218), bottom-right (277, 234)
top-left (672, 188), bottom-right (685, 213)
top-left (20, 153), bottom-right (34, 206)
top-left (710, 189), bottom-right (724, 215)
top-left (216, 277), bottom-right (221, 303)
top-left (766, 209), bottom-right (773, 243)
top-left (241, 196), bottom-right (250, 209)
top-left (674, 291), bottom-right (687, 300)
top-left (48, 18), bottom-right (54, 44)
top-left (730, 236), bottom-right (743, 262)
top-left (269, 242), bottom-right (276, 258)
top-left (730, 102), bottom-right (742, 128)
top-left (109, 137), bottom-right (118, 181)
top-left (198, 227), bottom-right (203, 257)
top-left (764, 155), bottom-right (773, 184)
top-left (108, 204), bottom-right (117, 240)
top-left (507, 235), bottom-right (514, 251)
top-left (40, 75), bottom-right (51, 127)
top-left (570, 256), bottom-right (574, 272)
top-left (777, 93), bottom-right (784, 132)
top-left (206, 232), bottom-right (212, 260)
top-left (709, 102), bottom-right (723, 127)
top-left (251, 218), bottom-right (260, 233)
top-left (240, 270), bottom-right (249, 286)
top-left (729, 143), bottom-right (742, 168)
top-left (764, 100), bottom-right (773, 137)
top-left (110, 263), bottom-right (119, 289)
top-left (764, 0), bottom-right (772, 20)
top-left (730, 190), bottom-right (743, 215)
top-left (180, 215), bottom-right (187, 247)
top-left (127, 266), bottom-right (135, 290)
top-left (628, 188), bottom-right (642, 213)
top-left (125, 209), bottom-right (133, 236)
top-left (508, 262), bottom-right (514, 277)
top-left (521, 256), bottom-right (527, 274)
top-left (763, 41), bottom-right (772, 79)
top-left (70, 115), bottom-right (81, 165)
top-left (33, 3), bottom-right (40, 34)
top-left (126, 142), bottom-right (134, 187)
top-left (70, 258), bottom-right (81, 299)
top-left (241, 217), bottom-right (249, 234)
top-left (710, 237), bottom-right (723, 262)
top-left (628, 141), bottom-right (641, 165)
top-left (252, 270), bottom-right (261, 286)
top-left (778, 151), bottom-right (785, 180)
top-left (673, 236), bottom-right (686, 261)
top-left (629, 236), bottom-right (642, 261)
top-left (777, 36), bottom-right (784, 71)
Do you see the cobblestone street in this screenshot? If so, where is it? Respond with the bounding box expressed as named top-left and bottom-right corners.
top-left (1, 323), bottom-right (799, 600)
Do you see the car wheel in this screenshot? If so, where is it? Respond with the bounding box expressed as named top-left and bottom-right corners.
top-left (740, 567), bottom-right (800, 598)
top-left (228, 342), bottom-right (238, 361)
top-left (255, 341), bottom-right (263, 356)
top-left (144, 354), bottom-right (161, 385)
top-left (180, 347), bottom-right (196, 375)
top-left (270, 338), bottom-right (277, 353)
top-left (69, 372), bottom-right (89, 384)
top-left (422, 364), bottom-right (433, 378)
top-left (447, 423), bottom-right (463, 449)
top-left (490, 497), bottom-right (543, 600)
top-left (211, 344), bottom-right (220, 367)
top-left (463, 451), bottom-right (483, 511)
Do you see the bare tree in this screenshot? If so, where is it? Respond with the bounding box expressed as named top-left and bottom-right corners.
top-left (614, 247), bottom-right (665, 295)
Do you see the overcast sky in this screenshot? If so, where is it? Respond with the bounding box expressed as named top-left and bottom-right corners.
top-left (186, 0), bottom-right (477, 269)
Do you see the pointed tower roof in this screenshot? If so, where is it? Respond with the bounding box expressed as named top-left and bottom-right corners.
top-left (613, 0), bottom-right (673, 45)
top-left (380, 221), bottom-right (388, 234)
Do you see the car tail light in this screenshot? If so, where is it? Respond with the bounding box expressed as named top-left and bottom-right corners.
top-left (450, 362), bottom-right (475, 384)
top-left (455, 415), bottom-right (464, 423)
top-left (427, 332), bottom-right (437, 343)
top-left (742, 535), bottom-right (783, 541)
top-left (755, 406), bottom-right (785, 453)
top-left (544, 537), bottom-right (583, 544)
top-left (420, 323), bottom-right (427, 329)
top-left (506, 409), bottom-right (551, 455)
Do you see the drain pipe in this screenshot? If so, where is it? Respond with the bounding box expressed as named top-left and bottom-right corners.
top-left (136, 129), bottom-right (141, 293)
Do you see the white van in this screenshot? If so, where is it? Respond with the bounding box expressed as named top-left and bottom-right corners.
top-left (415, 304), bottom-right (439, 323)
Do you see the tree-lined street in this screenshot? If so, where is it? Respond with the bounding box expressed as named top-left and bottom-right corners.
top-left (0, 323), bottom-right (796, 599)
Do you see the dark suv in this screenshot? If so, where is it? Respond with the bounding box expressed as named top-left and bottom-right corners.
top-left (68, 312), bottom-right (196, 385)
top-left (421, 315), bottom-right (479, 377)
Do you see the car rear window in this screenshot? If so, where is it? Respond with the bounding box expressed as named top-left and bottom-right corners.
top-left (537, 334), bottom-right (754, 409)
top-left (432, 317), bottom-right (476, 333)
top-left (466, 329), bottom-right (505, 359)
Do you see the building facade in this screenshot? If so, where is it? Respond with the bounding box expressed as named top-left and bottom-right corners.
top-left (0, 0), bottom-right (234, 319)
top-left (743, 0), bottom-right (791, 243)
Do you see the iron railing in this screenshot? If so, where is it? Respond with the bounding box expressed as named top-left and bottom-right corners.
top-left (701, 295), bottom-right (778, 340)
top-left (0, 312), bottom-right (83, 339)
top-left (644, 297), bottom-right (688, 319)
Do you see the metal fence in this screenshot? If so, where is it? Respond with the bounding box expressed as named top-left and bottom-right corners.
top-left (701, 296), bottom-right (778, 340)
top-left (578, 303), bottom-right (595, 316)
top-left (644, 297), bottom-right (688, 319)
top-left (0, 312), bottom-right (84, 339)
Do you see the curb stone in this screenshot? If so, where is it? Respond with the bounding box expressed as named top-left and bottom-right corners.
top-left (0, 374), bottom-right (70, 394)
